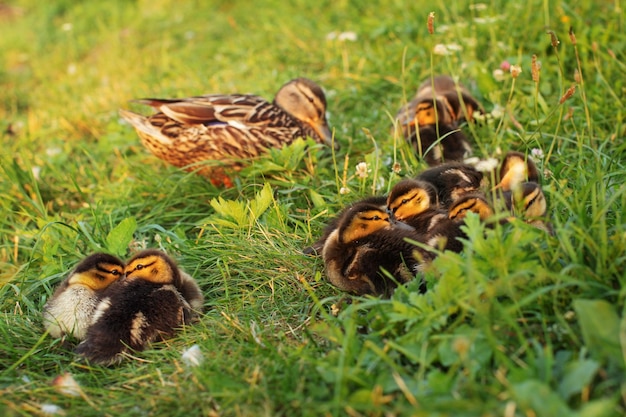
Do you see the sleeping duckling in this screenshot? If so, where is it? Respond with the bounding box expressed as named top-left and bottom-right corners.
top-left (395, 75), bottom-right (484, 139)
top-left (448, 192), bottom-right (494, 222)
top-left (502, 182), bottom-right (553, 234)
top-left (409, 123), bottom-right (472, 166)
top-left (386, 179), bottom-right (446, 234)
top-left (75, 250), bottom-right (192, 366)
top-left (416, 162), bottom-right (484, 209)
top-left (120, 78), bottom-right (334, 187)
top-left (495, 151), bottom-right (540, 191)
top-left (42, 253), bottom-right (124, 340)
top-left (322, 202), bottom-right (430, 296)
top-left (302, 195), bottom-right (387, 256)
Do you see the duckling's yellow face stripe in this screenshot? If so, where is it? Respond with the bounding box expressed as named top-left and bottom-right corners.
top-left (497, 156), bottom-right (528, 191)
top-left (449, 198), bottom-right (494, 221)
top-left (69, 262), bottom-right (123, 291)
top-left (523, 188), bottom-right (547, 218)
top-left (389, 189), bottom-right (431, 220)
top-left (341, 210), bottom-right (391, 243)
top-left (125, 255), bottom-right (173, 284)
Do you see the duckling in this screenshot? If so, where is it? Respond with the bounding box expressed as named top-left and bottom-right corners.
top-left (322, 202), bottom-right (430, 296)
top-left (409, 123), bottom-right (472, 166)
top-left (42, 253), bottom-right (124, 340)
top-left (386, 179), bottom-right (446, 234)
top-left (495, 151), bottom-right (540, 191)
top-left (448, 192), bottom-right (494, 222)
top-left (502, 182), bottom-right (553, 234)
top-left (416, 162), bottom-right (484, 209)
top-left (75, 250), bottom-right (192, 366)
top-left (395, 75), bottom-right (484, 139)
top-left (179, 271), bottom-right (204, 314)
top-left (302, 195), bottom-right (387, 256)
top-left (120, 78), bottom-right (334, 187)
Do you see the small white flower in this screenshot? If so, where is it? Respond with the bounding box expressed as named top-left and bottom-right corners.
top-left (492, 68), bottom-right (505, 82)
top-left (41, 404), bottom-right (65, 415)
top-left (61, 23), bottom-right (72, 32)
top-left (355, 162), bottom-right (368, 179)
top-left (445, 43), bottom-right (463, 52)
top-left (52, 373), bottom-right (82, 397)
top-left (510, 64), bottom-right (522, 78)
top-left (469, 3), bottom-right (488, 11)
top-left (46, 147), bottom-right (62, 157)
top-left (67, 63), bottom-right (77, 75)
top-left (474, 157), bottom-right (499, 172)
top-left (325, 31), bottom-right (337, 41)
top-left (531, 148), bottom-right (544, 160)
top-left (433, 44), bottom-right (450, 56)
top-left (31, 166), bottom-right (41, 180)
top-left (339, 187), bottom-right (351, 195)
top-left (181, 344), bottom-right (204, 367)
top-left (463, 157), bottom-right (480, 165)
top-left (490, 105), bottom-right (505, 119)
top-left (337, 31), bottom-right (358, 42)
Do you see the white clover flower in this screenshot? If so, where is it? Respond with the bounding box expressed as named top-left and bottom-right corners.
top-left (337, 31), bottom-right (358, 42)
top-left (52, 373), bottom-right (82, 397)
top-left (46, 147), bottom-right (62, 157)
top-left (469, 3), bottom-right (488, 11)
top-left (339, 187), bottom-right (351, 195)
top-left (355, 162), bottom-right (368, 179)
top-left (510, 64), bottom-right (522, 78)
top-left (445, 43), bottom-right (463, 52)
top-left (61, 23), bottom-right (72, 32)
top-left (490, 105), bottom-right (505, 119)
top-left (531, 148), bottom-right (544, 160)
top-left (67, 63), bottom-right (77, 75)
top-left (492, 68), bottom-right (505, 82)
top-left (41, 404), bottom-right (65, 415)
top-left (325, 31), bottom-right (337, 41)
top-left (474, 157), bottom-right (499, 172)
top-left (433, 44), bottom-right (450, 56)
top-left (181, 344), bottom-right (204, 367)
top-left (31, 166), bottom-right (41, 180)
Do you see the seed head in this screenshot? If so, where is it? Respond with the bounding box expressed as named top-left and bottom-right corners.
top-left (559, 85), bottom-right (577, 104)
top-left (427, 12), bottom-right (435, 35)
top-left (568, 26), bottom-right (577, 45)
top-left (547, 30), bottom-right (560, 48)
top-left (531, 55), bottom-right (541, 83)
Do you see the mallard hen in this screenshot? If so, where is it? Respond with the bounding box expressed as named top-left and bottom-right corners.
top-left (120, 78), bottom-right (334, 187)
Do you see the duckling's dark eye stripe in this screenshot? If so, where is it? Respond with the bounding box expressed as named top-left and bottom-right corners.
top-left (96, 264), bottom-right (119, 274)
top-left (524, 191), bottom-right (541, 210)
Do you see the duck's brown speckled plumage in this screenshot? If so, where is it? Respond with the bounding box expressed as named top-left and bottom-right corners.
top-left (120, 78), bottom-right (333, 187)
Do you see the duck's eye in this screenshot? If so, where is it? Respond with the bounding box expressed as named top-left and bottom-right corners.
top-left (110, 270), bottom-right (120, 276)
top-left (136, 264), bottom-right (144, 270)
top-left (372, 215), bottom-right (381, 221)
top-left (401, 198), bottom-right (409, 204)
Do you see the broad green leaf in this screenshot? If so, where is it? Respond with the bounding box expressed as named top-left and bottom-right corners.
top-left (105, 217), bottom-right (136, 256)
top-left (558, 359), bottom-right (599, 400)
top-left (573, 299), bottom-right (624, 369)
top-left (249, 182), bottom-right (273, 219)
top-left (512, 379), bottom-right (572, 416)
top-left (308, 189), bottom-right (326, 208)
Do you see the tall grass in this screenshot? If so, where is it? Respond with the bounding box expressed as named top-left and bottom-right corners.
top-left (1, 0), bottom-right (625, 415)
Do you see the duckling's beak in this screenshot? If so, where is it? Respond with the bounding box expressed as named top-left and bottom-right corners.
top-left (390, 219), bottom-right (415, 232)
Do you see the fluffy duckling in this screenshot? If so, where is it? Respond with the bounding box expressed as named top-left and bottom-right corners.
top-left (42, 253), bottom-right (124, 340)
top-left (120, 78), bottom-right (334, 187)
top-left (302, 195), bottom-right (387, 256)
top-left (386, 179), bottom-right (446, 234)
top-left (179, 271), bottom-right (204, 314)
top-left (322, 202), bottom-right (430, 296)
top-left (395, 75), bottom-right (483, 139)
top-left (409, 123), bottom-right (472, 166)
top-left (448, 192), bottom-right (494, 222)
top-left (75, 250), bottom-right (192, 366)
top-left (502, 182), bottom-right (553, 233)
top-left (495, 151), bottom-right (540, 191)
top-left (416, 162), bottom-right (484, 209)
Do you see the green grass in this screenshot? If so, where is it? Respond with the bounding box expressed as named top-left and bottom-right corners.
top-left (1, 0), bottom-right (625, 415)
